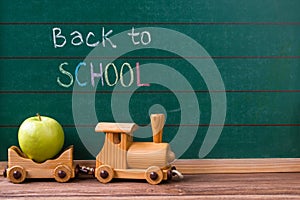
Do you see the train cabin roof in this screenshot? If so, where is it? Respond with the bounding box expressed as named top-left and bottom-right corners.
top-left (95, 122), bottom-right (138, 134)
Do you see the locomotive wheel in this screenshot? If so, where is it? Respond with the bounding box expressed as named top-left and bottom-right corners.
top-left (53, 165), bottom-right (72, 183)
top-left (145, 166), bottom-right (163, 185)
top-left (95, 165), bottom-right (114, 183)
top-left (7, 165), bottom-right (26, 184)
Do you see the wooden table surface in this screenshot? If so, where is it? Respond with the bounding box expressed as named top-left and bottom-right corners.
top-left (1, 173), bottom-right (300, 199)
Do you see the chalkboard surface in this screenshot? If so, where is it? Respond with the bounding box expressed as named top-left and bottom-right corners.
top-left (1, 0), bottom-right (299, 161)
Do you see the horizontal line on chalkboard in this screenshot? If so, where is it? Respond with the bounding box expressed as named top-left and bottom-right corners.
top-left (65, 124), bottom-right (300, 128)
top-left (1, 90), bottom-right (300, 94)
top-left (1, 22), bottom-right (300, 25)
top-left (1, 124), bottom-right (300, 128)
top-left (1, 56), bottom-right (299, 60)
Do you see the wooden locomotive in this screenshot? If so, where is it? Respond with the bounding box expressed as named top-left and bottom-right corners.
top-left (94, 114), bottom-right (182, 185)
top-left (5, 145), bottom-right (76, 183)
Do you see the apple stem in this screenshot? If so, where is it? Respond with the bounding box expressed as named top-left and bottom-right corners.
top-left (36, 113), bottom-right (42, 121)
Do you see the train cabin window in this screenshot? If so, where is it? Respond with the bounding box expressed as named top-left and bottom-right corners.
top-left (113, 133), bottom-right (121, 144)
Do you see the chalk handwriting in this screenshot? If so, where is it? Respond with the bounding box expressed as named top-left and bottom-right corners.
top-left (136, 62), bottom-right (150, 86)
top-left (120, 63), bottom-right (134, 87)
top-left (53, 27), bottom-right (152, 89)
top-left (57, 62), bottom-right (150, 88)
top-left (52, 27), bottom-right (152, 48)
top-left (52, 27), bottom-right (117, 48)
top-left (75, 62), bottom-right (87, 86)
top-left (57, 62), bottom-right (74, 87)
top-left (128, 27), bottom-right (151, 45)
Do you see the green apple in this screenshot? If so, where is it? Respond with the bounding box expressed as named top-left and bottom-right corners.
top-left (18, 114), bottom-right (64, 163)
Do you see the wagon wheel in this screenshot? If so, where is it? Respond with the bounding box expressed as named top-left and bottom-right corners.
top-left (145, 166), bottom-right (163, 185)
top-left (7, 165), bottom-right (26, 183)
top-left (53, 165), bottom-right (72, 183)
top-left (95, 165), bottom-right (114, 183)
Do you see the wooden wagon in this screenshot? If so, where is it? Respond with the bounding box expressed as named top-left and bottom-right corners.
top-left (5, 145), bottom-right (76, 183)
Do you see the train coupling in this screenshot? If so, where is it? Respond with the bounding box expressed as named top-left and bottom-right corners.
top-left (169, 166), bottom-right (183, 180)
top-left (75, 165), bottom-right (95, 176)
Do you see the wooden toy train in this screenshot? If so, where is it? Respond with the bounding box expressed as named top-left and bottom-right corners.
top-left (4, 114), bottom-right (183, 184)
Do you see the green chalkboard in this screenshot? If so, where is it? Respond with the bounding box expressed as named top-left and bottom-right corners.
top-left (1, 0), bottom-right (299, 161)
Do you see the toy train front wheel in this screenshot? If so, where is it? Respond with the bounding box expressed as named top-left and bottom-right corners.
top-left (95, 165), bottom-right (114, 183)
top-left (145, 166), bottom-right (163, 185)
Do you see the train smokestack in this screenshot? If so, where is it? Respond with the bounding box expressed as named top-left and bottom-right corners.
top-left (150, 114), bottom-right (165, 143)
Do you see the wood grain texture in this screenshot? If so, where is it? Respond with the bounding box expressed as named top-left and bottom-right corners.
top-left (96, 133), bottom-right (128, 169)
top-left (95, 123), bottom-right (138, 134)
top-left (175, 158), bottom-right (300, 174)
top-left (127, 142), bottom-right (175, 169)
top-left (1, 158), bottom-right (300, 176)
top-left (150, 114), bottom-right (165, 143)
top-left (5, 146), bottom-right (75, 183)
top-left (1, 173), bottom-right (300, 199)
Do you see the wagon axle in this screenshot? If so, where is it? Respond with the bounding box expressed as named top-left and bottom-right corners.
top-left (13, 170), bottom-right (22, 180)
top-left (3, 166), bottom-right (7, 178)
top-left (58, 170), bottom-right (67, 179)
